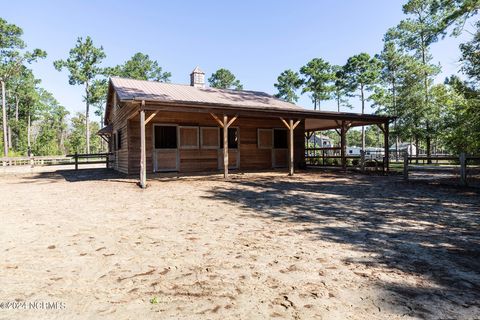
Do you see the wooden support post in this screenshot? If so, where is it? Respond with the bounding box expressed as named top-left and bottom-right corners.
top-left (145, 111), bottom-right (158, 125)
top-left (139, 101), bottom-right (146, 189)
top-left (105, 153), bottom-right (109, 168)
top-left (210, 113), bottom-right (237, 179)
top-left (360, 150), bottom-right (365, 172)
top-left (340, 121), bottom-right (346, 171)
top-left (223, 115), bottom-right (229, 179)
top-left (210, 113), bottom-right (224, 128)
top-left (289, 119), bottom-right (294, 176)
top-left (403, 151), bottom-right (409, 181)
top-left (460, 152), bottom-right (467, 186)
top-left (74, 152), bottom-right (78, 171)
top-left (280, 118), bottom-right (300, 176)
top-left (384, 122), bottom-right (390, 173)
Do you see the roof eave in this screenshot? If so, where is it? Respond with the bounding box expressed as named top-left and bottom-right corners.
top-left (121, 97), bottom-right (392, 123)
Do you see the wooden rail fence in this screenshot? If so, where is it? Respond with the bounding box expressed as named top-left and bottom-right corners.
top-left (305, 147), bottom-right (386, 172)
top-left (403, 152), bottom-right (480, 186)
top-left (1, 152), bottom-right (114, 170)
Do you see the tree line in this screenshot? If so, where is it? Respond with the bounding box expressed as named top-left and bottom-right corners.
top-left (273, 0), bottom-right (480, 156)
top-left (1, 0), bottom-right (479, 157)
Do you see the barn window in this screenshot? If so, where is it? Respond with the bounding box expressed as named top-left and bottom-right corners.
top-left (258, 129), bottom-right (273, 149)
top-left (179, 126), bottom-right (199, 149)
top-left (200, 127), bottom-right (219, 149)
top-left (220, 127), bottom-right (238, 149)
top-left (273, 129), bottom-right (288, 149)
top-left (117, 130), bottom-right (122, 150)
top-left (154, 125), bottom-right (177, 149)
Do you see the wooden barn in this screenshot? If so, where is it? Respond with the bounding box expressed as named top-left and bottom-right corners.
top-left (99, 67), bottom-right (391, 188)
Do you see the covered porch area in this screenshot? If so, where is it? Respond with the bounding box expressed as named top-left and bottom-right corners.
top-left (304, 116), bottom-right (392, 172)
top-left (133, 99), bottom-right (391, 188)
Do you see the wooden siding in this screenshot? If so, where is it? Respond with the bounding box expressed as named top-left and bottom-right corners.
top-left (181, 149), bottom-right (218, 172)
top-left (126, 110), bottom-right (305, 174)
top-left (108, 97), bottom-right (138, 174)
top-left (113, 122), bottom-right (128, 173)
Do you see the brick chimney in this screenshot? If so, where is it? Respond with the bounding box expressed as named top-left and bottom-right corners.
top-left (190, 66), bottom-right (205, 88)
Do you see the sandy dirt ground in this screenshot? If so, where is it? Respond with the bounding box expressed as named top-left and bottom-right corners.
top-left (0, 168), bottom-right (479, 320)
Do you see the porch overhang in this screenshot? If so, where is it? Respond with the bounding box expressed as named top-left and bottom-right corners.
top-left (125, 98), bottom-right (393, 130)
top-left (128, 98), bottom-right (392, 188)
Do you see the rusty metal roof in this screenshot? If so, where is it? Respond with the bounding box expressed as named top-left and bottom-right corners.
top-left (110, 77), bottom-right (303, 111)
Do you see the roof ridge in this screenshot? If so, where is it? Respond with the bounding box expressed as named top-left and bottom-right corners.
top-left (110, 76), bottom-right (292, 102)
top-left (110, 76), bottom-right (192, 87)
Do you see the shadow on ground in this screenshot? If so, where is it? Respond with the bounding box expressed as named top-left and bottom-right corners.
top-left (203, 172), bottom-right (480, 317)
top-left (11, 168), bottom-right (132, 184)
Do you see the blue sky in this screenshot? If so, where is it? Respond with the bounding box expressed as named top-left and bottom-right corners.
top-left (2, 0), bottom-right (470, 121)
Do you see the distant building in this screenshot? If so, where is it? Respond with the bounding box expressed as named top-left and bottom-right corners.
top-left (347, 147), bottom-right (384, 159)
top-left (389, 142), bottom-right (417, 155)
top-left (307, 134), bottom-right (332, 148)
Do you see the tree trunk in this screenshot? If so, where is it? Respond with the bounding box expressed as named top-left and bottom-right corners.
top-left (415, 135), bottom-right (419, 164)
top-left (59, 128), bottom-right (65, 154)
top-left (426, 122), bottom-right (432, 164)
top-left (7, 93), bottom-right (12, 149)
top-left (85, 82), bottom-right (90, 154)
top-left (409, 137), bottom-right (412, 156)
top-left (360, 84), bottom-right (365, 151)
top-left (337, 94), bottom-right (340, 112)
top-left (100, 114), bottom-right (105, 152)
top-left (1, 80), bottom-right (8, 156)
top-left (420, 36), bottom-right (432, 164)
top-left (392, 79), bottom-right (399, 160)
top-left (7, 125), bottom-right (12, 149)
top-left (395, 124), bottom-right (400, 160)
top-left (15, 95), bottom-right (19, 121)
top-left (27, 111), bottom-right (31, 155)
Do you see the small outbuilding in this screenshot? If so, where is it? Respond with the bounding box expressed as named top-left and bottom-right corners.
top-left (101, 67), bottom-right (391, 187)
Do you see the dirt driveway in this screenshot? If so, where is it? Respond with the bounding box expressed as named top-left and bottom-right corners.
top-left (0, 169), bottom-right (479, 319)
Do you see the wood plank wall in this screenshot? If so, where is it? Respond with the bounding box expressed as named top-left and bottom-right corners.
top-left (115, 123), bottom-right (129, 173)
top-left (108, 95), bottom-right (137, 174)
top-left (126, 110), bottom-right (305, 174)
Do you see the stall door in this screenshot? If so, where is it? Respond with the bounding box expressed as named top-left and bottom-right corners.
top-left (153, 124), bottom-right (178, 172)
top-left (273, 128), bottom-right (288, 168)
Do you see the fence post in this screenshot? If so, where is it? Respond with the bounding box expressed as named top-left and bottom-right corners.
top-left (360, 150), bottom-right (365, 172)
top-left (403, 151), bottom-right (409, 181)
top-left (74, 152), bottom-right (78, 171)
top-left (459, 152), bottom-right (467, 186)
top-left (105, 153), bottom-right (109, 168)
top-left (30, 156), bottom-right (34, 168)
